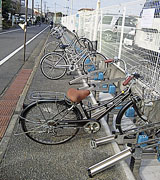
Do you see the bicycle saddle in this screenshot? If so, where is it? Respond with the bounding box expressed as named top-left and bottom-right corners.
top-left (67, 88), bottom-right (90, 103)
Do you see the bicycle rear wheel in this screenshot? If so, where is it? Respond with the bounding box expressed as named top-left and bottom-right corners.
top-left (40, 52), bottom-right (67, 80)
top-left (82, 52), bottom-right (107, 74)
top-left (20, 100), bottom-right (82, 145)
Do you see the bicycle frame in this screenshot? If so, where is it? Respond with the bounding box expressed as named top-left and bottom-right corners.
top-left (53, 48), bottom-right (91, 70)
top-left (55, 87), bottom-right (140, 128)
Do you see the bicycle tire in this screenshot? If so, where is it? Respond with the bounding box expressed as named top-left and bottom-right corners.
top-left (82, 52), bottom-right (107, 74)
top-left (40, 52), bottom-right (67, 80)
top-left (115, 99), bottom-right (147, 135)
top-left (74, 38), bottom-right (93, 54)
top-left (20, 100), bottom-right (82, 145)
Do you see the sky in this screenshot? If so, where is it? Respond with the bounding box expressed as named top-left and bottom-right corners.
top-left (28, 0), bottom-right (142, 14)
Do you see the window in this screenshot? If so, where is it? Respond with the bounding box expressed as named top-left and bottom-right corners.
top-left (102, 16), bottom-right (113, 25)
top-left (115, 17), bottom-right (137, 27)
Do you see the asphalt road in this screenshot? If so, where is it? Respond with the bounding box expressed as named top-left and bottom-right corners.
top-left (0, 24), bottom-right (49, 96)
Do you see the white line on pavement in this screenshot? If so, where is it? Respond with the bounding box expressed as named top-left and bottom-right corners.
top-left (0, 26), bottom-right (39, 35)
top-left (0, 26), bottom-right (49, 66)
top-left (0, 28), bottom-right (22, 35)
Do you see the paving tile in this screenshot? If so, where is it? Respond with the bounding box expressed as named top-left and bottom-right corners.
top-left (0, 107), bottom-right (15, 116)
top-left (0, 100), bottom-right (18, 107)
top-left (5, 89), bottom-right (23, 95)
top-left (2, 94), bottom-right (20, 100)
top-left (0, 126), bottom-right (7, 139)
top-left (0, 116), bottom-right (11, 126)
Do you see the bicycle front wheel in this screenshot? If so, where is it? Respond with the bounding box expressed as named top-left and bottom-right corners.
top-left (20, 100), bottom-right (81, 145)
top-left (40, 52), bottom-right (67, 80)
top-left (115, 100), bottom-right (147, 135)
top-left (74, 38), bottom-right (93, 54)
top-left (82, 52), bottom-right (107, 74)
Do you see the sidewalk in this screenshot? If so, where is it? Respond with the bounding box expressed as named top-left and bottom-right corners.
top-left (0, 32), bottom-right (135, 180)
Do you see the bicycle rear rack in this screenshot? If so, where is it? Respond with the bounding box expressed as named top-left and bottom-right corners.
top-left (29, 91), bottom-right (66, 101)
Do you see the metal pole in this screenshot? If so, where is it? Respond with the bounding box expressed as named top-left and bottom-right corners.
top-left (24, 0), bottom-right (28, 62)
top-left (118, 7), bottom-right (126, 60)
top-left (41, 0), bottom-right (42, 22)
top-left (99, 9), bottom-right (102, 53)
top-left (70, 0), bottom-right (73, 15)
top-left (55, 3), bottom-right (56, 23)
top-left (93, 0), bottom-right (100, 41)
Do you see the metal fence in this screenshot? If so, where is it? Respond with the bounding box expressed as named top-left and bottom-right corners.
top-left (61, 0), bottom-right (160, 96)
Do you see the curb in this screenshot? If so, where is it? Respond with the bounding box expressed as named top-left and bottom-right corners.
top-left (0, 30), bottom-right (49, 163)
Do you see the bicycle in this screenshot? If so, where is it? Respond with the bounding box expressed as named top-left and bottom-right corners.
top-left (45, 27), bottom-right (94, 55)
top-left (40, 43), bottom-right (107, 80)
top-left (19, 60), bottom-right (146, 145)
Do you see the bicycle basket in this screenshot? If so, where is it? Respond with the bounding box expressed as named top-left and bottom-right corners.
top-left (29, 91), bottom-right (66, 101)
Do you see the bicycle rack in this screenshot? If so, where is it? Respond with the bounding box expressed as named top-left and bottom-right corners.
top-left (88, 148), bottom-right (132, 178)
top-left (68, 70), bottom-right (102, 85)
top-left (78, 77), bottom-right (125, 91)
top-left (88, 122), bottom-right (160, 178)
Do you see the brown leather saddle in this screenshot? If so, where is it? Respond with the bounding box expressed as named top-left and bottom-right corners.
top-left (67, 88), bottom-right (90, 103)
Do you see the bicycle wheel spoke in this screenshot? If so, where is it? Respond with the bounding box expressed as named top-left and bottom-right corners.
top-left (41, 52), bottom-right (67, 80)
top-left (20, 101), bottom-right (80, 145)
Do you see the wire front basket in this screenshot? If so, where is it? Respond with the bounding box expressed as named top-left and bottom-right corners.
top-left (29, 91), bottom-right (66, 101)
top-left (128, 60), bottom-right (160, 102)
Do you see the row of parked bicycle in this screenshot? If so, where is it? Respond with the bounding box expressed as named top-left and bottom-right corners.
top-left (19, 24), bottom-right (160, 177)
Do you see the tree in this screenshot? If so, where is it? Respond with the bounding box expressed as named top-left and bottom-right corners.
top-left (2, 0), bottom-right (12, 21)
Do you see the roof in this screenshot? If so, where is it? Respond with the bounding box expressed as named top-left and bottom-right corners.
top-left (78, 8), bottom-right (94, 12)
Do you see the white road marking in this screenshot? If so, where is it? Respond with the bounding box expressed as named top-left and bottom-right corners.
top-left (0, 26), bottom-right (39, 35)
top-left (0, 26), bottom-right (49, 66)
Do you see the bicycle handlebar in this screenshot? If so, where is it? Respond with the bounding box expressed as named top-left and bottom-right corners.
top-left (123, 76), bottom-right (133, 86)
top-left (104, 59), bottom-right (114, 63)
top-left (123, 73), bottom-right (142, 86)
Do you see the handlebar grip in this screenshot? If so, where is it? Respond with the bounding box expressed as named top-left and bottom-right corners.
top-left (123, 76), bottom-right (133, 86)
top-left (104, 59), bottom-right (114, 63)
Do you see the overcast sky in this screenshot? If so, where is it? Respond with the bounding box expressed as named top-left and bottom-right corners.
top-left (29, 0), bottom-right (142, 14)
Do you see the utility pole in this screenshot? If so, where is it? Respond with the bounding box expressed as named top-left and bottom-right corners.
top-left (41, 0), bottom-right (42, 22)
top-left (70, 0), bottom-right (73, 15)
top-left (44, 1), bottom-right (46, 14)
top-left (24, 0), bottom-right (28, 62)
top-left (54, 3), bottom-right (56, 23)
top-left (44, 1), bottom-right (47, 21)
top-left (0, 0), bottom-right (2, 30)
top-left (32, 0), bottom-right (34, 18)
top-left (66, 0), bottom-right (69, 15)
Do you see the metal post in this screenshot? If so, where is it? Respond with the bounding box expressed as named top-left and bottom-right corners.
top-left (118, 7), bottom-right (126, 60)
top-left (70, 0), bottom-right (73, 15)
top-left (24, 0), bottom-right (28, 62)
top-left (93, 0), bottom-right (100, 41)
top-left (99, 9), bottom-right (103, 53)
top-left (41, 0), bottom-right (42, 22)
